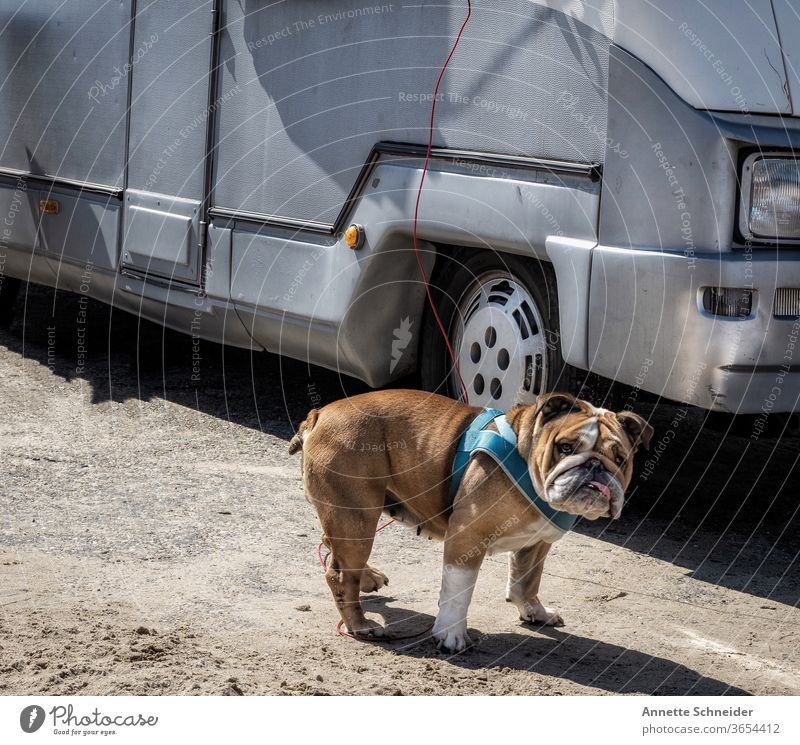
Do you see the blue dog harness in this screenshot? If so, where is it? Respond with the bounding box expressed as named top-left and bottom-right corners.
top-left (451, 409), bottom-right (578, 534)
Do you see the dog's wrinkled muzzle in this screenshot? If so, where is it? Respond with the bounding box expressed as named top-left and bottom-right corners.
top-left (544, 467), bottom-right (624, 520)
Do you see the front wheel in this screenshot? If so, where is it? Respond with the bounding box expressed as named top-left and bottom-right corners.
top-left (419, 250), bottom-right (580, 408)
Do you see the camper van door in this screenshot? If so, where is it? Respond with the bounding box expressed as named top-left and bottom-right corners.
top-left (121, 0), bottom-right (216, 285)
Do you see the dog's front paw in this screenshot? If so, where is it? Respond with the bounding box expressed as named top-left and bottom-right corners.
top-left (521, 603), bottom-right (564, 627)
top-left (432, 619), bottom-right (472, 653)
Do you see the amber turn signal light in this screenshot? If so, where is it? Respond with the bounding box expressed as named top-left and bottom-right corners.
top-left (344, 223), bottom-right (364, 249)
top-left (39, 199), bottom-right (60, 215)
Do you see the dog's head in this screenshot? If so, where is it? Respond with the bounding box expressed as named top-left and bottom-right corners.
top-left (509, 393), bottom-right (653, 520)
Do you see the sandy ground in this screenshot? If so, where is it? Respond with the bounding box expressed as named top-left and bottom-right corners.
top-left (1, 283), bottom-right (798, 696)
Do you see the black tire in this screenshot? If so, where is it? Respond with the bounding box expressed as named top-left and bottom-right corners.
top-left (419, 248), bottom-right (583, 404)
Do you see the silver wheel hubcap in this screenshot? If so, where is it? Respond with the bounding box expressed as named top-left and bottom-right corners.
top-left (451, 271), bottom-right (549, 410)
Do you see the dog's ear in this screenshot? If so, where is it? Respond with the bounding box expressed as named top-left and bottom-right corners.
top-left (533, 392), bottom-right (579, 424)
top-left (616, 411), bottom-right (654, 451)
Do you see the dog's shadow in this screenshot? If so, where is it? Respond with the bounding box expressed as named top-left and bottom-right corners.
top-left (361, 596), bottom-right (748, 695)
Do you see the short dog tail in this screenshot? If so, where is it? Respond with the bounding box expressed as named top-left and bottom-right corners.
top-left (288, 409), bottom-right (319, 455)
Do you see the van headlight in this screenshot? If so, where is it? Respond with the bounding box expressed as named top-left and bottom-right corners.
top-left (740, 153), bottom-right (800, 241)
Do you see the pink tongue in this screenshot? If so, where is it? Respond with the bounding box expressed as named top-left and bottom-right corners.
top-left (589, 481), bottom-right (611, 499)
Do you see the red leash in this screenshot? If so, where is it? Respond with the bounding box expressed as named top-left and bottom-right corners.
top-left (412, 0), bottom-right (472, 405)
top-left (317, 2), bottom-right (473, 642)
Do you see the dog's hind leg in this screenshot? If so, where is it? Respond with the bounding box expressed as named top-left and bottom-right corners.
top-left (320, 538), bottom-right (388, 593)
top-left (359, 565), bottom-right (389, 593)
top-left (319, 505), bottom-right (385, 637)
top-left (322, 528), bottom-right (387, 593)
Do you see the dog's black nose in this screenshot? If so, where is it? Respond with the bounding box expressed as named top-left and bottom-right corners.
top-left (587, 458), bottom-right (602, 472)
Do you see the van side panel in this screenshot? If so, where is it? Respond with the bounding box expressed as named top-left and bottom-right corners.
top-left (122, 0), bottom-right (215, 284)
top-left (772, 0), bottom-right (800, 114)
top-left (599, 45), bottom-right (737, 254)
top-left (213, 0), bottom-right (612, 224)
top-left (0, 0), bottom-right (132, 187)
top-left (125, 0), bottom-right (214, 200)
top-left (613, 0), bottom-right (789, 115)
top-left (230, 159), bottom-right (600, 385)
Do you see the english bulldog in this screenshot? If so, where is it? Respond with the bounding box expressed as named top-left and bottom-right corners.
top-left (289, 389), bottom-right (652, 653)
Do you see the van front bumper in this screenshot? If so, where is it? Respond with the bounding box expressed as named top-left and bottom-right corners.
top-left (586, 245), bottom-right (800, 414)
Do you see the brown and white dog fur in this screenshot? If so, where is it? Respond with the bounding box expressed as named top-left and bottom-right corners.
top-left (289, 389), bottom-right (652, 653)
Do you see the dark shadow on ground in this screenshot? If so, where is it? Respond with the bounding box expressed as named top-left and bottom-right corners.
top-left (359, 597), bottom-right (749, 695)
top-left (2, 282), bottom-right (372, 442)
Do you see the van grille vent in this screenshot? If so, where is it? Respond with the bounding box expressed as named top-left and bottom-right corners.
top-left (774, 288), bottom-right (800, 318)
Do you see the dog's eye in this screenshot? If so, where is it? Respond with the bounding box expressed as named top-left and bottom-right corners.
top-left (557, 442), bottom-right (574, 455)
top-left (615, 455), bottom-right (625, 467)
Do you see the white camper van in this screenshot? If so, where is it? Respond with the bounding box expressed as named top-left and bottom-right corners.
top-left (1, 1), bottom-right (799, 414)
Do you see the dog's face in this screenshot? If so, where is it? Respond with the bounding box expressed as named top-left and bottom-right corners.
top-left (513, 393), bottom-right (653, 520)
